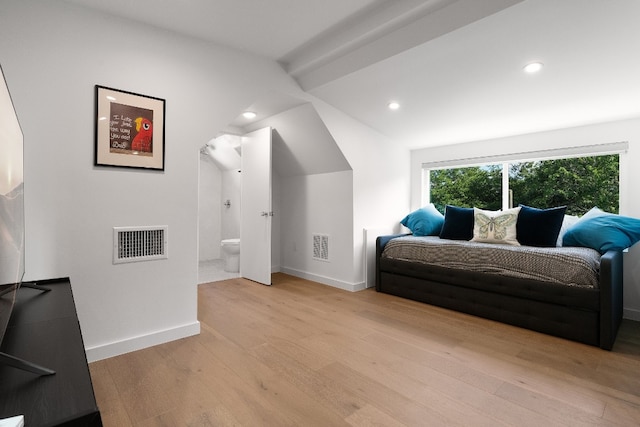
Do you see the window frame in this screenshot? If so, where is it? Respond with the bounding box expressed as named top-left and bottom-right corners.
top-left (421, 141), bottom-right (627, 211)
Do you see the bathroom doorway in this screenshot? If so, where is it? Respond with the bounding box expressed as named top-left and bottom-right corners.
top-left (198, 134), bottom-right (242, 283)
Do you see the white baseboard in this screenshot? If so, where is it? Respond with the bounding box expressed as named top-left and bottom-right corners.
top-left (85, 321), bottom-right (201, 363)
top-left (623, 308), bottom-right (640, 322)
top-left (280, 267), bottom-right (366, 292)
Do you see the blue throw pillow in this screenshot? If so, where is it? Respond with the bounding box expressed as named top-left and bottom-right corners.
top-left (563, 213), bottom-right (640, 253)
top-left (517, 205), bottom-right (567, 247)
top-left (401, 204), bottom-right (444, 236)
top-left (439, 205), bottom-right (474, 240)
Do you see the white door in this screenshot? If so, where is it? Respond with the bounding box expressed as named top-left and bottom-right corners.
top-left (240, 127), bottom-right (272, 285)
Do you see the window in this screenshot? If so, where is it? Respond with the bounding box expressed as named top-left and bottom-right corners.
top-left (429, 165), bottom-right (502, 213)
top-left (426, 154), bottom-right (619, 215)
top-left (509, 156), bottom-right (619, 215)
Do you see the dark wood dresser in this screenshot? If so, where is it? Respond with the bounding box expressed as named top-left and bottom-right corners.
top-left (0, 278), bottom-right (102, 426)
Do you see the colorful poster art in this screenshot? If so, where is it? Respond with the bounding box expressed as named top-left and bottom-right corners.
top-left (95, 85), bottom-right (165, 171)
top-left (109, 103), bottom-right (154, 156)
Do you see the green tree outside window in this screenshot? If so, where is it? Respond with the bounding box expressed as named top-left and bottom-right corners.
top-left (429, 155), bottom-right (618, 215)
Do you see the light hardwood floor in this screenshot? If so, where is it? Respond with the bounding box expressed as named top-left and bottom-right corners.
top-left (90, 273), bottom-right (640, 426)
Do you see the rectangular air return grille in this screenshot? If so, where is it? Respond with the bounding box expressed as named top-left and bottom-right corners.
top-left (113, 226), bottom-right (168, 264)
top-left (312, 234), bottom-right (329, 262)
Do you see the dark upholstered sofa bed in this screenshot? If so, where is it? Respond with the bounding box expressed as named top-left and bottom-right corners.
top-left (376, 234), bottom-right (623, 350)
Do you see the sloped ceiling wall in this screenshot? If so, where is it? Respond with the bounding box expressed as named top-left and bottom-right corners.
top-left (244, 102), bottom-right (351, 177)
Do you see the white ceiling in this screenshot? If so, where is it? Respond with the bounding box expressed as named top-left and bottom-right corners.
top-left (63, 0), bottom-right (640, 150)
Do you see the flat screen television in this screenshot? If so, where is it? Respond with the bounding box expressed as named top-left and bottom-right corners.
top-left (0, 63), bottom-right (53, 375)
top-left (0, 62), bottom-right (25, 347)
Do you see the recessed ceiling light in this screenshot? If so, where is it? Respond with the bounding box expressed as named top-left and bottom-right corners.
top-left (523, 62), bottom-right (543, 73)
top-left (242, 111), bottom-right (257, 119)
top-left (388, 101), bottom-right (400, 110)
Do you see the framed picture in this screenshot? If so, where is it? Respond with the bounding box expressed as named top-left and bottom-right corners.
top-left (95, 85), bottom-right (165, 171)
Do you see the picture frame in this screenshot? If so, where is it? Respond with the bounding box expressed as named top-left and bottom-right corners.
top-left (94, 85), bottom-right (165, 171)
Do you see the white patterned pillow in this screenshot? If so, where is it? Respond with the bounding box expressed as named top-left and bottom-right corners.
top-left (472, 207), bottom-right (521, 245)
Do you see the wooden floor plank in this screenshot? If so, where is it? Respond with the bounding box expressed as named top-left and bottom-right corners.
top-left (318, 361), bottom-right (470, 427)
top-left (90, 273), bottom-right (640, 426)
top-left (249, 341), bottom-right (367, 419)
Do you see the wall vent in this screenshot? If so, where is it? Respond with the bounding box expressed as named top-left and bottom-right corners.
top-left (312, 234), bottom-right (329, 262)
top-left (113, 226), bottom-right (168, 264)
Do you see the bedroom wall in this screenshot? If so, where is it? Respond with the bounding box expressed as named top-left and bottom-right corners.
top-left (0, 0), bottom-right (303, 360)
top-left (221, 168), bottom-right (242, 241)
top-left (312, 98), bottom-right (411, 286)
top-left (198, 155), bottom-right (222, 261)
top-left (271, 102), bottom-right (412, 290)
top-left (411, 118), bottom-right (640, 320)
top-left (279, 170), bottom-right (355, 289)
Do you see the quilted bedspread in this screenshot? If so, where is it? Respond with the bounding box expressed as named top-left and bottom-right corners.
top-left (382, 235), bottom-right (601, 288)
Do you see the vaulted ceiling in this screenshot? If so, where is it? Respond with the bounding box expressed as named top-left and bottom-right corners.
top-left (64, 0), bottom-right (640, 150)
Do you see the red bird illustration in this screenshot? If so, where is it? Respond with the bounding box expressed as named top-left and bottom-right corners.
top-left (131, 117), bottom-right (153, 152)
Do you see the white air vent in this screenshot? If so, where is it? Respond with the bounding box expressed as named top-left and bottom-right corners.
top-left (312, 234), bottom-right (329, 262)
top-left (113, 226), bottom-right (168, 264)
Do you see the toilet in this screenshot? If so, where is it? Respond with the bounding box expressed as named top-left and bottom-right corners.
top-left (220, 238), bottom-right (240, 272)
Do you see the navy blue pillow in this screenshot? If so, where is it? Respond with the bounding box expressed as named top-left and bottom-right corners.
top-left (439, 205), bottom-right (474, 240)
top-left (400, 204), bottom-right (444, 236)
top-left (563, 213), bottom-right (640, 253)
top-left (517, 205), bottom-right (567, 247)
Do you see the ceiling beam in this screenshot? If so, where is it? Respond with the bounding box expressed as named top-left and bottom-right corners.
top-left (282, 0), bottom-right (524, 91)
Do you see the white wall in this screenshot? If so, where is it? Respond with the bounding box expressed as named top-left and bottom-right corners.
top-left (273, 96), bottom-right (412, 291)
top-left (272, 169), bottom-right (282, 273)
top-left (198, 155), bottom-right (222, 261)
top-left (280, 171), bottom-right (355, 290)
top-left (221, 169), bottom-right (241, 241)
top-left (246, 101), bottom-right (360, 287)
top-left (411, 118), bottom-right (640, 320)
top-left (0, 0), bottom-right (302, 360)
top-left (312, 99), bottom-right (411, 286)
top-left (198, 163), bottom-right (240, 262)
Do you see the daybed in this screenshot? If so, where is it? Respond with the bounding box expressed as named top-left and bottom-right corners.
top-left (375, 204), bottom-right (630, 350)
top-left (376, 234), bottom-right (622, 349)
